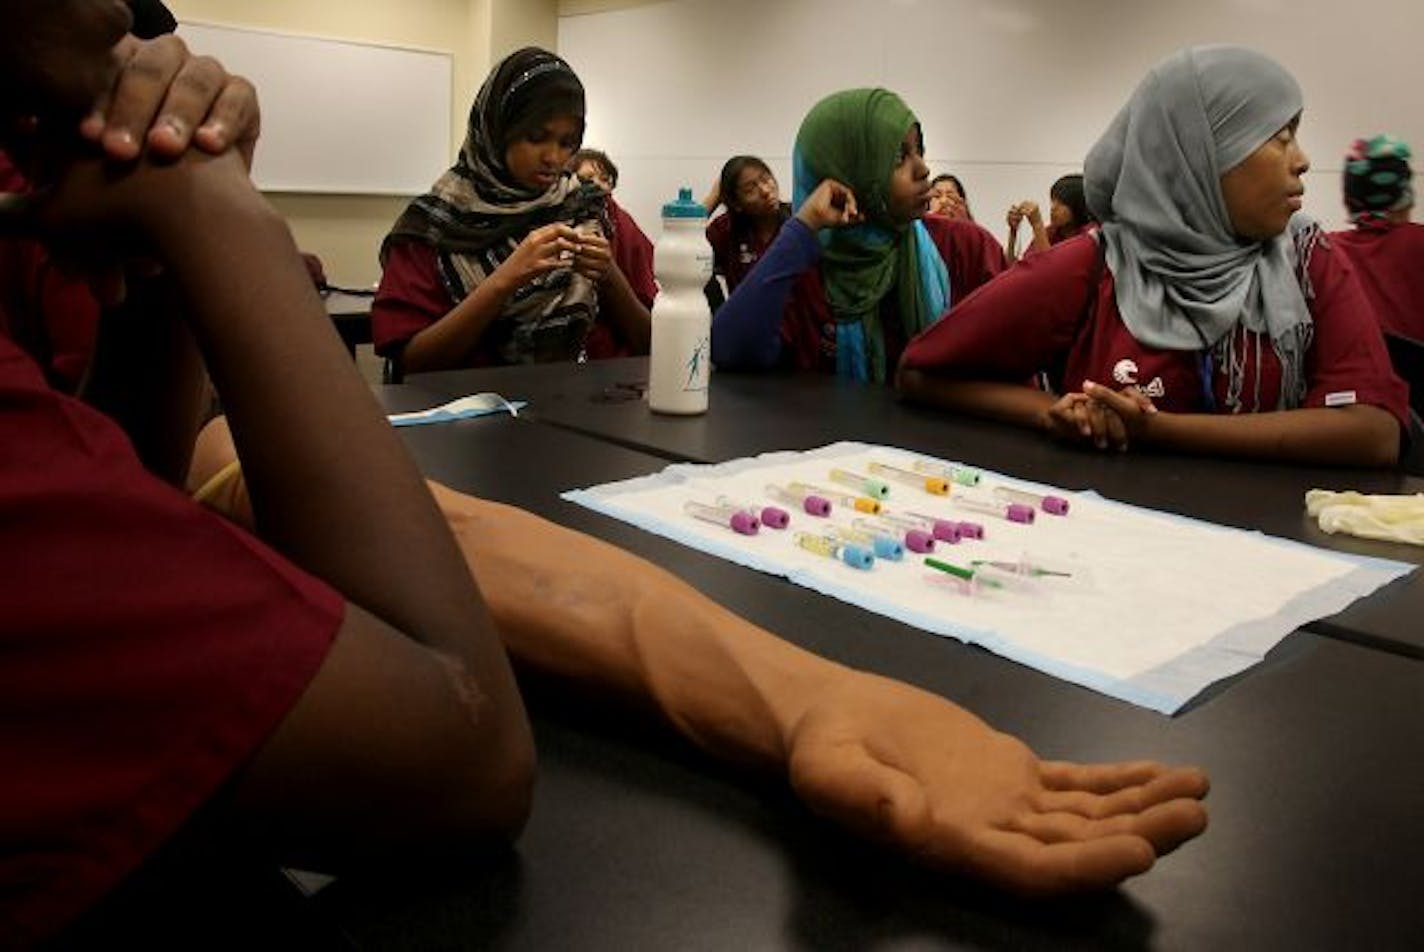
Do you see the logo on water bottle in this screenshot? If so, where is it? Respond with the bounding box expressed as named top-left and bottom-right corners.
top-left (684, 336), bottom-right (710, 391)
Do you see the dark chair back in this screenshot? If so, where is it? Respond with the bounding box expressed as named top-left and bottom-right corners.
top-left (1384, 331), bottom-right (1424, 474)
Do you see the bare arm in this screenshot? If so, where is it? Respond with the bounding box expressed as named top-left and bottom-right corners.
top-left (78, 280), bottom-right (209, 484)
top-left (898, 369), bottom-right (1056, 427)
top-left (400, 266), bottom-right (519, 373)
top-left (427, 484), bottom-right (1210, 896)
top-left (1085, 382), bottom-right (1401, 466)
top-left (50, 150), bottom-right (536, 839)
top-left (400, 223), bottom-right (580, 373)
top-left (594, 252), bottom-right (652, 354)
top-left (1023, 201), bottom-right (1050, 254)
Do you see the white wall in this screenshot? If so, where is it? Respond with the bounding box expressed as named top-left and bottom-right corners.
top-left (560, 0), bottom-right (1424, 242)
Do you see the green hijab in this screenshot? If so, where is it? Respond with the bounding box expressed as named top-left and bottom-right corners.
top-left (793, 88), bottom-right (947, 382)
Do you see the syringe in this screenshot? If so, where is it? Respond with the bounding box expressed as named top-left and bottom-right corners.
top-left (683, 500), bottom-right (759, 535)
top-left (793, 531), bottom-right (875, 569)
top-left (716, 495), bottom-right (790, 529)
top-left (924, 557), bottom-right (1005, 589)
top-left (765, 483), bottom-right (833, 517)
top-left (866, 461), bottom-right (950, 495)
top-left (993, 485), bottom-right (1070, 516)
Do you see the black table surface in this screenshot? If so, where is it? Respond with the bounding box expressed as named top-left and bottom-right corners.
top-left (328, 406), bottom-right (1424, 950)
top-left (407, 357), bottom-right (1424, 659)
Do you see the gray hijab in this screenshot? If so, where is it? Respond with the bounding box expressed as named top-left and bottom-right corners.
top-left (1084, 45), bottom-right (1315, 409)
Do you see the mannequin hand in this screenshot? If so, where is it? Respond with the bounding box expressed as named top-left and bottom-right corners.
top-left (787, 670), bottom-right (1209, 895)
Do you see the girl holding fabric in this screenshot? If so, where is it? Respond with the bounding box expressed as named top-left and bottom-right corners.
top-left (898, 46), bottom-right (1407, 467)
top-left (709, 89), bottom-right (1005, 382)
top-left (373, 48), bottom-right (651, 375)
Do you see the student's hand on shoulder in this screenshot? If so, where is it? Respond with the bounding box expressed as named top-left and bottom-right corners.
top-left (795, 178), bottom-right (861, 231)
top-left (80, 34), bottom-right (262, 170)
top-left (491, 223), bottom-right (580, 293)
top-left (786, 669), bottom-right (1209, 895)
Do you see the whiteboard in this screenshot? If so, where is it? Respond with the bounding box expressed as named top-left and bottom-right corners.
top-left (177, 22), bottom-right (453, 195)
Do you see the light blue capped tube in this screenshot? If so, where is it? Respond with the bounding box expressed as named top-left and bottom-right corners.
top-left (793, 531), bottom-right (875, 570)
top-left (831, 525), bottom-right (904, 561)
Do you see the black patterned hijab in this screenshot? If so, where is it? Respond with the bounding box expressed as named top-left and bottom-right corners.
top-left (383, 47), bottom-right (609, 364)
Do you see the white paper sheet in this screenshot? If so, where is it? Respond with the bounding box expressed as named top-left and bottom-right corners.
top-left (564, 442), bottom-right (1413, 713)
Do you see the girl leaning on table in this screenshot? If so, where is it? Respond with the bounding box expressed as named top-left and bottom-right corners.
top-left (371, 47), bottom-right (652, 375)
top-left (898, 45), bottom-right (1409, 468)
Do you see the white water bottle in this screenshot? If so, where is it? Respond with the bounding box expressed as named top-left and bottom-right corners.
top-left (648, 187), bottom-right (713, 414)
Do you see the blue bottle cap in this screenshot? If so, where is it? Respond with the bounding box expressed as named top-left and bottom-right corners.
top-left (663, 186), bottom-right (707, 219)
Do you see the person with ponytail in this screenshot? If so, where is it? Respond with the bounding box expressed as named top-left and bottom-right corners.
top-left (702, 155), bottom-right (792, 310)
top-left (1004, 173), bottom-right (1095, 263)
top-left (372, 48), bottom-right (651, 375)
top-left (899, 46), bottom-right (1406, 467)
top-left (709, 89), bottom-right (1004, 382)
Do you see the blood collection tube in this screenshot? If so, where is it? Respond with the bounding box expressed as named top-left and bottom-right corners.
top-left (765, 483), bottom-right (833, 517)
top-left (831, 524), bottom-right (904, 561)
top-left (993, 485), bottom-right (1070, 516)
top-left (949, 491), bottom-right (1035, 524)
top-left (683, 500), bottom-right (759, 535)
top-left (789, 481), bottom-right (882, 515)
top-left (715, 495), bottom-right (790, 529)
top-left (911, 459), bottom-right (981, 487)
top-left (866, 461), bottom-right (949, 495)
top-left (828, 467), bottom-right (892, 500)
top-left (852, 517), bottom-right (935, 554)
top-left (890, 509), bottom-right (966, 544)
top-left (793, 531), bottom-right (875, 570)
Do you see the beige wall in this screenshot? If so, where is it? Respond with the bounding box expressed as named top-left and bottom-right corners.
top-left (491, 0), bottom-right (559, 60)
top-left (558, 0), bottom-right (666, 15)
top-left (166, 0), bottom-right (556, 287)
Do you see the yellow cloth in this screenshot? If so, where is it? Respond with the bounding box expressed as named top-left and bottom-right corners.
top-left (1305, 490), bottom-right (1424, 546)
